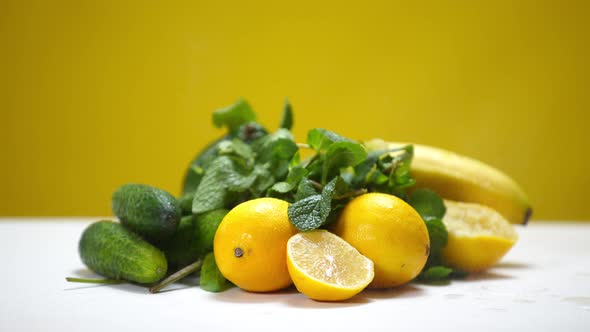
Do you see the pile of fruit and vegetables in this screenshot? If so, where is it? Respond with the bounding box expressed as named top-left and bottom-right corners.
top-left (68, 99), bottom-right (530, 301)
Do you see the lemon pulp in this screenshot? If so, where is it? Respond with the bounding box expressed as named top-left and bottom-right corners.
top-left (442, 200), bottom-right (518, 272)
top-left (287, 230), bottom-right (374, 301)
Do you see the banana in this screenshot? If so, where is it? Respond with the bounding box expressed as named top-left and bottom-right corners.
top-left (364, 138), bottom-right (532, 224)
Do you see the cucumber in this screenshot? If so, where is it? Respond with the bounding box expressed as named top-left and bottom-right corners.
top-left (112, 183), bottom-right (180, 244)
top-left (78, 220), bottom-right (167, 284)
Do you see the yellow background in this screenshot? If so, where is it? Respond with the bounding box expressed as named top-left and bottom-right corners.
top-left (1, 0), bottom-right (588, 220)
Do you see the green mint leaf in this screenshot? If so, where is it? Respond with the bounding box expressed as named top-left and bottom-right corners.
top-left (419, 266), bottom-right (453, 282)
top-left (294, 178), bottom-right (318, 201)
top-left (269, 182), bottom-right (294, 194)
top-left (192, 156), bottom-right (255, 214)
top-left (286, 166), bottom-right (308, 185)
top-left (304, 157), bottom-right (323, 180)
top-left (217, 138), bottom-right (254, 164)
top-left (333, 175), bottom-right (352, 197)
top-left (352, 147), bottom-right (410, 189)
top-left (409, 189), bottom-right (446, 220)
top-left (289, 151), bottom-right (301, 167)
top-left (392, 163), bottom-right (415, 188)
top-left (192, 158), bottom-right (232, 214)
top-left (182, 135), bottom-right (233, 194)
top-left (369, 168), bottom-right (389, 185)
top-left (307, 128), bottom-right (352, 151)
top-left (252, 129), bottom-right (298, 162)
top-left (251, 129), bottom-right (298, 179)
top-left (249, 164), bottom-right (275, 196)
top-left (322, 141), bottom-right (367, 183)
top-left (288, 178), bottom-right (337, 231)
top-left (351, 154), bottom-right (379, 187)
top-left (319, 178), bottom-right (337, 225)
top-left (288, 195), bottom-right (324, 231)
top-left (213, 99), bottom-right (256, 133)
top-left (365, 145), bottom-right (414, 195)
top-left (424, 217), bottom-right (448, 253)
top-left (200, 252), bottom-right (234, 292)
top-left (279, 98), bottom-right (293, 130)
top-left (220, 158), bottom-right (257, 192)
top-left (375, 145), bottom-right (414, 196)
top-left (182, 165), bottom-right (205, 195)
top-left (390, 150), bottom-right (415, 190)
top-left (422, 217), bottom-right (448, 270)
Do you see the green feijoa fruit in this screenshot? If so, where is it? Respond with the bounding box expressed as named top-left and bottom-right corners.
top-left (112, 183), bottom-right (180, 244)
top-left (195, 208), bottom-right (229, 253)
top-left (163, 209), bottom-right (229, 271)
top-left (163, 215), bottom-right (198, 271)
top-left (78, 220), bottom-right (167, 284)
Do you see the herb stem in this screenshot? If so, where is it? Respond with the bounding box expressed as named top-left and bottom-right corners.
top-left (65, 277), bottom-right (125, 285)
top-left (149, 259), bottom-right (203, 294)
top-left (334, 188), bottom-right (368, 200)
top-left (296, 143), bottom-right (311, 149)
top-left (301, 153), bottom-right (319, 168)
top-left (309, 179), bottom-right (324, 191)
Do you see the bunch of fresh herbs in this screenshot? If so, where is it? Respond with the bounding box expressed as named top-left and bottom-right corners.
top-left (175, 98), bottom-right (464, 290)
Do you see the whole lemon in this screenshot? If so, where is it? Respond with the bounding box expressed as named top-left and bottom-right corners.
top-left (331, 193), bottom-right (430, 288)
top-left (213, 198), bottom-right (298, 292)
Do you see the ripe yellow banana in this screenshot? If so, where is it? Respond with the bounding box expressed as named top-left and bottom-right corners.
top-left (364, 138), bottom-right (532, 224)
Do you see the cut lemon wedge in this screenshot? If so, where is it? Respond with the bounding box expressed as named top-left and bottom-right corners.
top-left (442, 200), bottom-right (518, 273)
top-left (286, 230), bottom-right (374, 301)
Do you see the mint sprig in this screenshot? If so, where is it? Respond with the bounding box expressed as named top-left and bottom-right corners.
top-left (288, 178), bottom-right (337, 231)
top-left (408, 188), bottom-right (468, 282)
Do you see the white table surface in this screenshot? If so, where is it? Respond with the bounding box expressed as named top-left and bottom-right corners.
top-left (0, 219), bottom-right (589, 331)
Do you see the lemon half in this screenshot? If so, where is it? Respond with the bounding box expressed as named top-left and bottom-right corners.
top-left (286, 230), bottom-right (374, 301)
top-left (442, 200), bottom-right (518, 273)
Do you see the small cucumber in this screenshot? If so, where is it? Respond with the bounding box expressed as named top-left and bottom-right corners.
top-left (78, 220), bottom-right (167, 284)
top-left (112, 183), bottom-right (180, 244)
